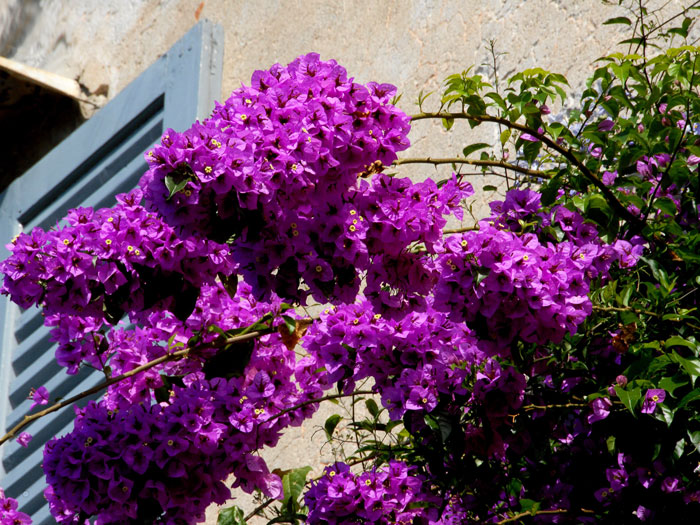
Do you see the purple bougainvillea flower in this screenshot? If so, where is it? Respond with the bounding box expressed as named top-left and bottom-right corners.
top-left (16, 432), bottom-right (32, 447)
top-left (635, 505), bottom-right (654, 521)
top-left (641, 389), bottom-right (666, 414)
top-left (520, 132), bottom-right (539, 142)
top-left (688, 154), bottom-right (700, 166)
top-left (30, 386), bottom-right (50, 410)
top-left (598, 119), bottom-right (615, 132)
top-left (588, 397), bottom-right (612, 423)
top-left (661, 476), bottom-right (680, 493)
top-left (602, 170), bottom-right (617, 185)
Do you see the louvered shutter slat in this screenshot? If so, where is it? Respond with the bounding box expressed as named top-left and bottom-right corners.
top-left (0, 20), bottom-right (223, 522)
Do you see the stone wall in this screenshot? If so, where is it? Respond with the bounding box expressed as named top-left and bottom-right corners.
top-left (1, 0), bottom-right (694, 522)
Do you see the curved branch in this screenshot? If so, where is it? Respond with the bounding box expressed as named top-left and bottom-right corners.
top-left (394, 157), bottom-right (551, 179)
top-left (497, 507), bottom-right (595, 524)
top-left (0, 329), bottom-right (269, 446)
top-left (410, 111), bottom-right (645, 231)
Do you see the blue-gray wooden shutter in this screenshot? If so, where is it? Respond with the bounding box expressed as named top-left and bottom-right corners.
top-left (0, 20), bottom-right (223, 524)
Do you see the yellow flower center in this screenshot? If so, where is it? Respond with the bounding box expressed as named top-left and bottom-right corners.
top-left (105, 239), bottom-right (112, 245)
top-left (349, 225), bottom-right (356, 232)
top-left (204, 166), bottom-right (212, 174)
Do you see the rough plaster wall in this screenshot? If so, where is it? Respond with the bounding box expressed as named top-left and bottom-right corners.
top-left (2, 0), bottom-right (697, 522)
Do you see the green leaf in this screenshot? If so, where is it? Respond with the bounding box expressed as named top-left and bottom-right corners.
top-left (653, 197), bottom-right (678, 216)
top-left (218, 505), bottom-right (247, 525)
top-left (500, 129), bottom-right (512, 145)
top-left (678, 388), bottom-right (700, 410)
top-left (474, 266), bottom-right (491, 286)
top-left (606, 435), bottom-right (616, 455)
top-left (282, 466), bottom-right (312, 507)
top-left (615, 386), bottom-right (642, 414)
top-left (463, 143), bottom-right (491, 157)
top-left (673, 351), bottom-right (700, 385)
top-left (656, 403), bottom-right (674, 427)
top-left (519, 499), bottom-right (541, 514)
top-left (603, 16), bottom-right (632, 26)
top-left (365, 398), bottom-right (380, 418)
top-left (688, 430), bottom-right (700, 453)
top-left (673, 437), bottom-right (685, 458)
top-left (324, 414), bottom-right (342, 441)
top-left (443, 117), bottom-right (455, 131)
top-left (282, 315), bottom-right (297, 335)
top-left (658, 374), bottom-right (688, 397)
top-left (165, 174), bottom-right (190, 200)
top-left (666, 336), bottom-right (698, 353)
top-left (483, 185), bottom-right (498, 191)
top-left (424, 413), bottom-right (452, 443)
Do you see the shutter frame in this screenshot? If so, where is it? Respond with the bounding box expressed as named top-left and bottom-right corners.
top-left (0, 20), bottom-right (223, 523)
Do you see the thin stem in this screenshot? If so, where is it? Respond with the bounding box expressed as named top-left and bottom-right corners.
top-left (0, 329), bottom-right (268, 446)
top-left (486, 38), bottom-right (512, 189)
top-left (593, 305), bottom-right (700, 331)
top-left (497, 507), bottom-right (595, 524)
top-left (641, 55), bottom-right (695, 222)
top-left (592, 305), bottom-right (660, 317)
top-left (264, 389), bottom-right (375, 427)
top-left (410, 111), bottom-right (646, 231)
top-left (642, 0), bottom-right (700, 41)
top-left (394, 157), bottom-right (551, 179)
top-left (444, 225), bottom-right (479, 234)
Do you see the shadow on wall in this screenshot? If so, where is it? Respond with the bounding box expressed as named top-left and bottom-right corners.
top-left (0, 0), bottom-right (41, 57)
top-left (0, 0), bottom-right (85, 191)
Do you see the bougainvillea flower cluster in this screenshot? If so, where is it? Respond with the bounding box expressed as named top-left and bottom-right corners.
top-left (139, 52), bottom-right (471, 306)
top-left (433, 189), bottom-right (642, 349)
top-left (0, 189), bottom-right (234, 374)
top-left (0, 489), bottom-right (31, 525)
top-left (304, 461), bottom-right (445, 524)
top-left (3, 43), bottom-right (698, 525)
top-left (43, 285), bottom-right (328, 523)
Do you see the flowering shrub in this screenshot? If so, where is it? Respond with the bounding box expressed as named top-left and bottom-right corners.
top-left (1, 2), bottom-right (700, 524)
